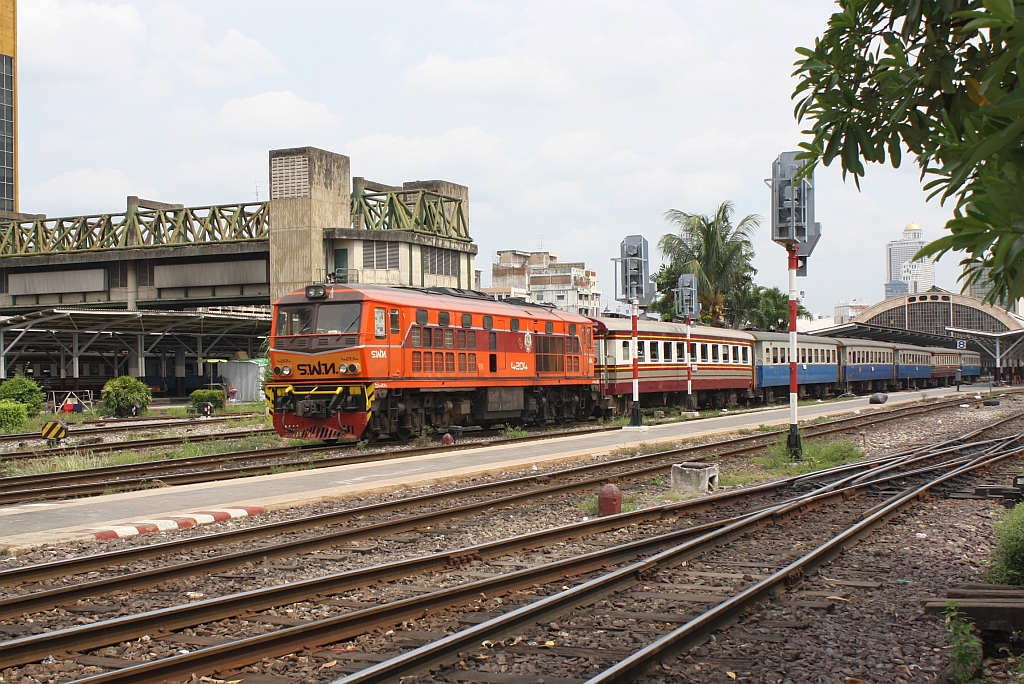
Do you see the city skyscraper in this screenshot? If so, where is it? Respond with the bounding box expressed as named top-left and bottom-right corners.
top-left (0, 0), bottom-right (14, 212)
top-left (885, 223), bottom-right (934, 296)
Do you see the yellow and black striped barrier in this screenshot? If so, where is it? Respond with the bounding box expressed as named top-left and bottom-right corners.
top-left (41, 421), bottom-right (68, 441)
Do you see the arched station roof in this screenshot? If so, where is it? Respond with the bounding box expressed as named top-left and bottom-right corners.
top-left (853, 289), bottom-right (1022, 336)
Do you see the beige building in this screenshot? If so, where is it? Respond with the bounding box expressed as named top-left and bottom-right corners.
top-left (484, 250), bottom-right (602, 316)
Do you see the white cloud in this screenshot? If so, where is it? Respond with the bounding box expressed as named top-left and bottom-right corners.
top-left (23, 168), bottom-right (158, 217)
top-left (215, 91), bottom-right (341, 144)
top-left (21, 0), bottom-right (145, 82)
top-left (375, 32), bottom-right (406, 60)
top-left (346, 128), bottom-right (513, 180)
top-left (403, 54), bottom-right (573, 103)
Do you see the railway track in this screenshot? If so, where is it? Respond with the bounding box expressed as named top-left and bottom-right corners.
top-left (0, 412), bottom-right (262, 444)
top-left (0, 405), bottom-right (1017, 682)
top-left (0, 394), bottom-right (989, 505)
top-left (0, 412), bottom-right (1017, 682)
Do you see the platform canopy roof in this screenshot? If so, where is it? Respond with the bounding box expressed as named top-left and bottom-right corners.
top-left (0, 308), bottom-right (270, 367)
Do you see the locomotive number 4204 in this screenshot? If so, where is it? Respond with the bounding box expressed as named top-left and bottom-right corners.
top-left (510, 361), bottom-right (528, 371)
top-left (371, 350), bottom-right (387, 359)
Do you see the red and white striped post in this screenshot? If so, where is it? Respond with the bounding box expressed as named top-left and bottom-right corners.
top-left (787, 244), bottom-right (803, 459)
top-left (630, 298), bottom-right (642, 426)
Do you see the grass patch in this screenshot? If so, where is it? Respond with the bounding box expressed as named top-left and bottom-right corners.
top-left (0, 433), bottom-right (286, 477)
top-left (990, 501), bottom-right (1024, 585)
top-left (719, 471), bottom-right (763, 487)
top-left (500, 424), bottom-right (530, 439)
top-left (576, 493), bottom-right (640, 516)
top-left (753, 438), bottom-right (863, 477)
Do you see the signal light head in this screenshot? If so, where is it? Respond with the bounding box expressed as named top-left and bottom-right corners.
top-left (305, 284), bottom-right (327, 299)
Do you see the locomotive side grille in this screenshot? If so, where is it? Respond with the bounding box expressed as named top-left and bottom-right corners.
top-left (273, 335), bottom-right (360, 352)
top-left (344, 336), bottom-right (358, 346)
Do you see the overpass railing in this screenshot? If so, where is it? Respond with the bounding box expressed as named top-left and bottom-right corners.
top-left (351, 189), bottom-right (470, 242)
top-left (0, 202), bottom-right (270, 256)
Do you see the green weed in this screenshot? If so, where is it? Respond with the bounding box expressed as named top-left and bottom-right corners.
top-left (753, 439), bottom-right (863, 477)
top-left (990, 501), bottom-right (1024, 585)
top-left (944, 603), bottom-right (983, 684)
top-left (500, 424), bottom-right (530, 439)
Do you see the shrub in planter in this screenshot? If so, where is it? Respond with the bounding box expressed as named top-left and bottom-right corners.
top-left (101, 376), bottom-right (152, 416)
top-left (0, 400), bottom-right (27, 433)
top-left (189, 389), bottom-right (226, 410)
top-left (0, 374), bottom-right (45, 416)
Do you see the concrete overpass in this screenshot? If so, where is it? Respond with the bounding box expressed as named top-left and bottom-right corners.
top-left (0, 146), bottom-right (478, 314)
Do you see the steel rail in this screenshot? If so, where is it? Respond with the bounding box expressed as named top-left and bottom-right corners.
top-left (584, 443), bottom-right (1024, 682)
top-left (1, 397), bottom-right (996, 592)
top-left (0, 395), bottom-right (984, 504)
top-left (0, 399), bottom-right (1012, 612)
top-left (330, 440), bottom-right (1024, 684)
top-left (0, 414), bottom-right (262, 444)
top-left (63, 432), bottom-right (1021, 683)
top-left (1, 427), bottom-right (986, 668)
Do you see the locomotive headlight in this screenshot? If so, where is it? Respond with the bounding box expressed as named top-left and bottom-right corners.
top-left (348, 364), bottom-right (358, 373)
top-left (281, 365), bottom-right (292, 376)
top-left (272, 366), bottom-right (281, 376)
top-left (339, 365), bottom-right (348, 374)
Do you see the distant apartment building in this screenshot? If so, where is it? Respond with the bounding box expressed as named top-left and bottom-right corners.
top-left (885, 223), bottom-right (935, 296)
top-left (483, 250), bottom-right (602, 316)
top-left (834, 298), bottom-right (871, 325)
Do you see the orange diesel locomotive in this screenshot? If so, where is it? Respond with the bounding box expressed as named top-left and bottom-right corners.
top-left (266, 284), bottom-right (600, 442)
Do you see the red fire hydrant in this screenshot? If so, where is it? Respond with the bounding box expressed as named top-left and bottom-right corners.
top-left (598, 483), bottom-right (622, 516)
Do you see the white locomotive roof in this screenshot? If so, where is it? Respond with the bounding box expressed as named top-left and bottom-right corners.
top-left (747, 330), bottom-right (838, 346)
top-left (593, 316), bottom-right (755, 342)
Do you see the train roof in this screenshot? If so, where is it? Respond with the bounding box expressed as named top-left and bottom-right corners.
top-left (277, 284), bottom-right (593, 324)
top-left (591, 316), bottom-right (755, 341)
top-left (746, 330), bottom-right (838, 346)
top-left (834, 338), bottom-right (898, 349)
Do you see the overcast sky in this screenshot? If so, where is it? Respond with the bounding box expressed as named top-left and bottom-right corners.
top-left (19, 0), bottom-right (963, 315)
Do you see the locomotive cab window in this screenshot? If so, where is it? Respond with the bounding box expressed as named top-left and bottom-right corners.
top-left (276, 305), bottom-right (315, 336)
top-left (389, 310), bottom-right (399, 334)
top-left (313, 302), bottom-right (362, 335)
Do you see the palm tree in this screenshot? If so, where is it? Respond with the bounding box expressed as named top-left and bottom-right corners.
top-left (658, 201), bottom-right (760, 326)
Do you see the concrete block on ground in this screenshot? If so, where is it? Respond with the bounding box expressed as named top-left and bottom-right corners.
top-left (670, 462), bottom-right (719, 495)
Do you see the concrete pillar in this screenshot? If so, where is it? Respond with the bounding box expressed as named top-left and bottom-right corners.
top-left (72, 332), bottom-right (79, 390)
top-left (175, 347), bottom-right (186, 397)
top-left (136, 334), bottom-right (145, 378)
top-left (268, 147), bottom-right (352, 302)
top-left (126, 261), bottom-right (138, 310)
top-left (197, 335), bottom-right (203, 380)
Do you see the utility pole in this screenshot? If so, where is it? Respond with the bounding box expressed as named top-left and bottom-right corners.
top-left (767, 151), bottom-right (822, 460)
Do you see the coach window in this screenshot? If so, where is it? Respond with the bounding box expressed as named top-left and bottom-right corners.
top-left (742, 347), bottom-right (749, 364)
top-left (732, 345), bottom-right (739, 363)
top-left (438, 311), bottom-right (450, 327)
top-left (676, 342), bottom-right (686, 361)
top-left (622, 341), bottom-right (630, 360)
top-left (510, 318), bottom-right (520, 332)
top-left (772, 347), bottom-right (779, 364)
top-left (650, 342), bottom-right (659, 362)
top-left (489, 331), bottom-right (497, 351)
top-left (664, 341), bottom-right (673, 362)
top-left (416, 309), bottom-right (428, 325)
top-left (483, 316), bottom-right (493, 330)
top-left (638, 341), bottom-right (646, 362)
top-left (711, 345), bottom-right (719, 363)
top-left (462, 314), bottom-right (472, 328)
top-left (444, 329), bottom-right (455, 349)
top-left (374, 308), bottom-right (386, 339)
top-left (700, 344), bottom-right (708, 362)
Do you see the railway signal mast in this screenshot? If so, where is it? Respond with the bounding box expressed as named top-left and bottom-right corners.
top-left (767, 152), bottom-right (821, 459)
top-left (614, 236), bottom-right (655, 427)
top-left (676, 273), bottom-right (700, 410)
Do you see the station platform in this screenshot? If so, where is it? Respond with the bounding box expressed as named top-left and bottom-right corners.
top-left (0, 385), bottom-right (991, 552)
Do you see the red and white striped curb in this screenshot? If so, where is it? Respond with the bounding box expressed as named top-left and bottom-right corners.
top-left (75, 506), bottom-right (265, 540)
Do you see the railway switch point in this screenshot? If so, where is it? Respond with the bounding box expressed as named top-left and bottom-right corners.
top-left (598, 483), bottom-right (622, 516)
top-left (671, 462), bottom-right (720, 495)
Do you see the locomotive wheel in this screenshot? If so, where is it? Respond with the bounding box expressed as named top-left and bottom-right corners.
top-left (364, 430), bottom-right (380, 444)
top-left (394, 426), bottom-right (413, 441)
